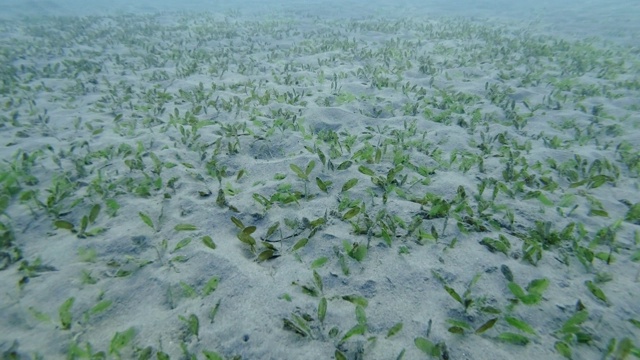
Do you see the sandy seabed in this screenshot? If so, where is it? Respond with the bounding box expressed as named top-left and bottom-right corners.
top-left (1, 1), bottom-right (639, 359)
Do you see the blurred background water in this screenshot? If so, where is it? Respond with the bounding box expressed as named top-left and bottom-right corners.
top-left (0, 0), bottom-right (638, 45)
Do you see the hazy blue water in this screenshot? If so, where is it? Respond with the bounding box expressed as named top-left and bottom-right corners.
top-left (0, 0), bottom-right (638, 46)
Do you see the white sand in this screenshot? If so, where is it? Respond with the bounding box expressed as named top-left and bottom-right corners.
top-left (0, 1), bottom-right (639, 359)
